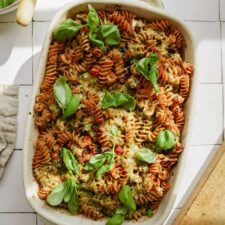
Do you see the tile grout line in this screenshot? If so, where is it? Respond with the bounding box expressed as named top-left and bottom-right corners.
top-left (0, 212), bottom-right (36, 214)
top-left (17, 84), bottom-right (33, 87)
top-left (219, 0), bottom-right (221, 22)
top-left (1, 19), bottom-right (222, 23)
top-left (220, 21), bottom-right (225, 141)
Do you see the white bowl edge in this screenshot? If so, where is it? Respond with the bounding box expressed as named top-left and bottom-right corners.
top-left (0, 0), bottom-right (19, 15)
top-left (23, 1), bottom-right (198, 225)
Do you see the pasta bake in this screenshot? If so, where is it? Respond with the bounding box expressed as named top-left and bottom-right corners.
top-left (32, 4), bottom-right (194, 225)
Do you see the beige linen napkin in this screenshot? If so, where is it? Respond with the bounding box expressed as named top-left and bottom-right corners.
top-left (0, 85), bottom-right (19, 179)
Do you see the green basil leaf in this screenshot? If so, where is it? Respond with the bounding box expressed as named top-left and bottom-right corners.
top-left (89, 154), bottom-right (105, 164)
top-left (135, 148), bottom-right (156, 164)
top-left (89, 28), bottom-right (104, 48)
top-left (136, 58), bottom-right (149, 79)
top-left (103, 151), bottom-right (114, 162)
top-left (96, 162), bottom-right (114, 180)
top-left (61, 148), bottom-right (80, 174)
top-left (156, 130), bottom-right (176, 150)
top-left (118, 185), bottom-right (136, 211)
top-left (53, 19), bottom-right (82, 41)
top-left (67, 186), bottom-right (79, 214)
top-left (100, 25), bottom-right (121, 46)
top-left (83, 163), bottom-right (96, 171)
top-left (62, 94), bottom-right (81, 119)
top-left (84, 154), bottom-right (106, 171)
top-left (102, 92), bottom-right (136, 111)
top-left (87, 4), bottom-right (99, 28)
top-left (102, 92), bottom-right (117, 109)
top-left (53, 77), bottom-right (72, 109)
top-left (47, 182), bottom-right (67, 206)
top-left (149, 64), bottom-right (159, 92)
top-left (64, 179), bottom-right (75, 203)
top-left (106, 214), bottom-right (125, 225)
top-left (148, 53), bottom-right (159, 64)
top-left (115, 206), bottom-right (128, 215)
top-left (136, 53), bottom-right (159, 92)
top-left (146, 208), bottom-right (154, 218)
top-left (110, 125), bottom-right (119, 138)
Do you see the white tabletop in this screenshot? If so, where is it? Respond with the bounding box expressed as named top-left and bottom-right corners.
top-left (0, 0), bottom-right (224, 224)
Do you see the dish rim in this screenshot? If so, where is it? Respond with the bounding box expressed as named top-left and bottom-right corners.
top-left (23, 0), bottom-right (198, 225)
top-left (0, 0), bottom-right (19, 15)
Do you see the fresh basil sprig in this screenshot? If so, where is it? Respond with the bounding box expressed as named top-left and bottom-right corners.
top-left (53, 19), bottom-right (83, 41)
top-left (96, 163), bottom-right (114, 180)
top-left (135, 148), bottom-right (156, 164)
top-left (54, 76), bottom-right (72, 109)
top-left (106, 206), bottom-right (128, 225)
top-left (118, 185), bottom-right (136, 211)
top-left (146, 208), bottom-right (154, 218)
top-left (106, 214), bottom-right (125, 225)
top-left (84, 154), bottom-right (106, 171)
top-left (115, 206), bottom-right (128, 215)
top-left (107, 186), bottom-right (136, 225)
top-left (87, 4), bottom-right (100, 27)
top-left (102, 92), bottom-right (136, 111)
top-left (100, 24), bottom-right (121, 46)
top-left (47, 182), bottom-right (67, 206)
top-left (53, 77), bottom-right (81, 119)
top-left (62, 94), bottom-right (81, 119)
top-left (67, 184), bottom-right (79, 214)
top-left (88, 28), bottom-right (105, 48)
top-left (47, 178), bottom-right (79, 214)
top-left (52, 5), bottom-right (121, 45)
top-left (84, 147), bottom-right (115, 180)
top-left (87, 5), bottom-right (121, 48)
top-left (63, 179), bottom-right (74, 202)
top-left (156, 130), bottom-right (176, 150)
top-left (61, 147), bottom-right (80, 175)
top-left (136, 53), bottom-right (159, 92)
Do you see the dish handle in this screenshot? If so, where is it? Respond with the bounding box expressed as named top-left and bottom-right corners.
top-left (139, 0), bottom-right (164, 9)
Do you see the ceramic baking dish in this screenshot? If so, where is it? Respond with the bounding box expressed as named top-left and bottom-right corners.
top-left (0, 0), bottom-right (19, 15)
top-left (23, 0), bottom-right (197, 224)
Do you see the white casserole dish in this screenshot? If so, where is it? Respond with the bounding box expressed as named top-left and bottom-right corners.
top-left (23, 0), bottom-right (197, 224)
top-left (0, 0), bottom-right (19, 15)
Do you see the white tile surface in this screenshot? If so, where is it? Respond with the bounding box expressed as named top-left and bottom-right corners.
top-left (0, 10), bottom-right (17, 22)
top-left (0, 213), bottom-right (36, 225)
top-left (222, 23), bottom-right (225, 82)
top-left (192, 84), bottom-right (223, 145)
top-left (186, 22), bottom-right (221, 83)
top-left (0, 151), bottom-right (33, 212)
top-left (37, 215), bottom-right (54, 225)
top-left (164, 0), bottom-right (219, 21)
top-left (15, 86), bottom-right (32, 149)
top-left (220, 0), bottom-right (225, 21)
top-left (173, 145), bottom-right (217, 208)
top-left (33, 0), bottom-right (74, 21)
top-left (0, 23), bottom-right (32, 85)
top-left (33, 22), bottom-right (49, 80)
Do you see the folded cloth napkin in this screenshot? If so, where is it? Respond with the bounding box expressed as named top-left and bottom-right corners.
top-left (0, 85), bottom-right (19, 179)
